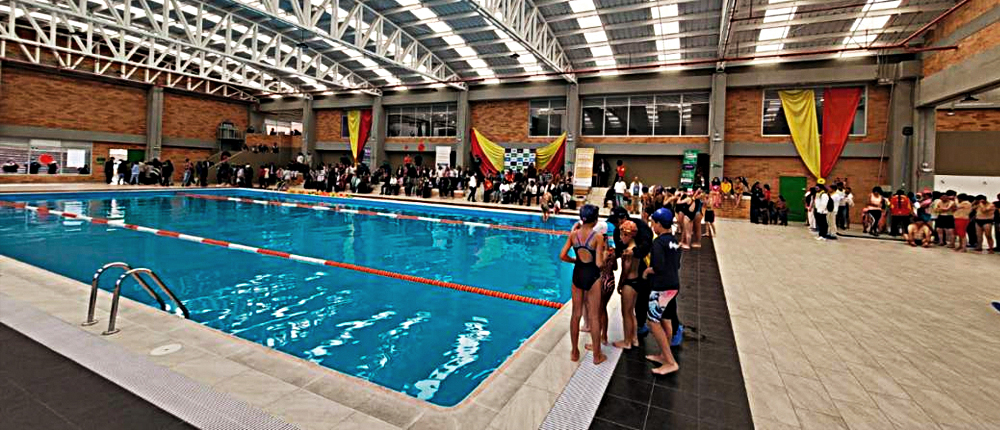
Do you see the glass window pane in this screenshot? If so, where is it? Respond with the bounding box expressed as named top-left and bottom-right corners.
top-left (655, 101), bottom-right (681, 136)
top-left (342, 114), bottom-right (351, 138)
top-left (851, 90), bottom-right (866, 135)
top-left (762, 93), bottom-right (789, 135)
top-left (432, 110), bottom-right (448, 137)
top-left (628, 106), bottom-right (653, 136)
top-left (582, 107), bottom-right (604, 135)
top-left (550, 99), bottom-right (566, 109)
top-left (0, 140), bottom-right (30, 174)
top-left (416, 106), bottom-right (432, 137)
top-left (530, 100), bottom-right (550, 110)
top-left (605, 96), bottom-right (629, 107)
top-left (604, 106), bottom-right (629, 135)
top-left (530, 101), bottom-right (549, 136)
top-left (446, 110), bottom-right (457, 136)
top-left (583, 97), bottom-right (604, 108)
top-left (399, 108), bottom-right (418, 137)
top-left (549, 110), bottom-right (564, 136)
top-left (682, 102), bottom-right (709, 135)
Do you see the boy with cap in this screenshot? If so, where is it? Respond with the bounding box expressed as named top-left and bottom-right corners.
top-left (642, 208), bottom-right (682, 375)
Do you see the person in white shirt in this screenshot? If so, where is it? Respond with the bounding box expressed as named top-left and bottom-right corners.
top-left (828, 187), bottom-right (844, 238)
top-left (499, 182), bottom-right (511, 204)
top-left (613, 179), bottom-right (627, 209)
top-left (813, 184), bottom-right (833, 240)
top-left (629, 177), bottom-right (644, 213)
top-left (467, 175), bottom-right (478, 202)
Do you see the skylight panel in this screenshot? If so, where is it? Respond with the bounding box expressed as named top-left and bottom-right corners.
top-left (577, 16), bottom-right (603, 29)
top-left (584, 32), bottom-right (608, 44)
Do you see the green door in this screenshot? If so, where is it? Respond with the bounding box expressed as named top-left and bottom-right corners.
top-left (780, 176), bottom-right (808, 222)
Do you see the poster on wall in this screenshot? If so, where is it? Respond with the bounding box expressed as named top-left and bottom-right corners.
top-left (435, 146), bottom-right (451, 168)
top-left (573, 148), bottom-right (595, 188)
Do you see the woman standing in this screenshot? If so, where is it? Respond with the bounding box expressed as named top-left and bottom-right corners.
top-left (864, 187), bottom-right (885, 237)
top-left (974, 195), bottom-right (995, 254)
top-left (559, 205), bottom-right (607, 365)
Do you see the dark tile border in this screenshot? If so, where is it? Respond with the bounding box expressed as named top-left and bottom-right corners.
top-left (591, 239), bottom-right (754, 430)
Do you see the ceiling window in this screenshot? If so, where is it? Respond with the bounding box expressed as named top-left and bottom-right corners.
top-left (581, 93), bottom-right (710, 136)
top-left (762, 87), bottom-right (867, 136)
top-left (529, 99), bottom-right (567, 137)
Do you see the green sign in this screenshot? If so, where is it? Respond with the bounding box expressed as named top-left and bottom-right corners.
top-left (680, 149), bottom-right (699, 188)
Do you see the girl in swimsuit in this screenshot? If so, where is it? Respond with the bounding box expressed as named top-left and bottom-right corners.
top-left (691, 188), bottom-right (704, 249)
top-left (559, 204), bottom-right (608, 364)
top-left (676, 190), bottom-right (695, 249)
top-left (613, 221), bottom-right (641, 350)
top-left (974, 195), bottom-right (996, 254)
top-left (595, 222), bottom-right (617, 347)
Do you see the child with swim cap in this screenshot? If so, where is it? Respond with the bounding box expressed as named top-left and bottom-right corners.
top-left (613, 220), bottom-right (642, 350)
top-left (642, 208), bottom-right (682, 375)
top-left (559, 204), bottom-right (608, 365)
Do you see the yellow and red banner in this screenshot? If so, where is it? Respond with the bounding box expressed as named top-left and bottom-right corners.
top-left (347, 109), bottom-right (373, 163)
top-left (470, 129), bottom-right (566, 175)
top-left (779, 88), bottom-right (862, 182)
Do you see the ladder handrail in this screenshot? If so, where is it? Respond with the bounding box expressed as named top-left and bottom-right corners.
top-left (104, 268), bottom-right (189, 335)
top-left (84, 262), bottom-right (166, 327)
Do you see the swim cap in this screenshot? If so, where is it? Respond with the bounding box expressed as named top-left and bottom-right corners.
top-left (579, 204), bottom-right (599, 223)
top-left (594, 221), bottom-right (608, 236)
top-left (620, 220), bottom-right (638, 235)
top-left (651, 208), bottom-right (674, 226)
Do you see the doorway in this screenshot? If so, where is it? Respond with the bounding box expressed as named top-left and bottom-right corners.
top-left (779, 176), bottom-right (807, 222)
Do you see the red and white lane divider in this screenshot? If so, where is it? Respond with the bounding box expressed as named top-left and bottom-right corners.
top-left (178, 193), bottom-right (569, 236)
top-left (0, 201), bottom-right (564, 310)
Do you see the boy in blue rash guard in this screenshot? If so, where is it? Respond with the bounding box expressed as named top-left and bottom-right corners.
top-left (642, 208), bottom-right (682, 375)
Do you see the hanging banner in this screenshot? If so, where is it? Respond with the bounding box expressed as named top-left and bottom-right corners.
top-left (348, 109), bottom-right (373, 163)
top-left (680, 149), bottom-right (699, 188)
top-left (535, 133), bottom-right (567, 174)
top-left (435, 146), bottom-right (451, 168)
top-left (573, 148), bottom-right (595, 188)
top-left (778, 90), bottom-right (822, 180)
top-left (820, 87), bottom-right (863, 178)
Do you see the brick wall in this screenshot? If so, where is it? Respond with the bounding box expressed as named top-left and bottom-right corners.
top-left (162, 92), bottom-right (248, 141)
top-left (471, 100), bottom-right (543, 143)
top-left (924, 0), bottom-right (1000, 76)
top-left (316, 109), bottom-right (346, 142)
top-left (0, 67), bottom-right (147, 135)
top-left (723, 156), bottom-right (887, 220)
top-left (724, 86), bottom-right (888, 144)
top-left (936, 108), bottom-right (1000, 131)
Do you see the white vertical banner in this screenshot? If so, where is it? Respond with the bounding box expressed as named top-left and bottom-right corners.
top-left (435, 146), bottom-right (451, 168)
top-left (573, 148), bottom-right (595, 188)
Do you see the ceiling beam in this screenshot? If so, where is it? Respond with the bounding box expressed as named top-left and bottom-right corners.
top-left (467, 0), bottom-right (576, 83)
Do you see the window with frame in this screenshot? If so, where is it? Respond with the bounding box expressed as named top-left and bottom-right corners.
top-left (762, 87), bottom-right (867, 136)
top-left (581, 93), bottom-right (710, 136)
top-left (529, 99), bottom-right (566, 136)
top-left (341, 114), bottom-right (350, 138)
top-left (386, 104), bottom-right (457, 137)
top-left (0, 138), bottom-right (92, 175)
top-left (264, 119), bottom-right (302, 135)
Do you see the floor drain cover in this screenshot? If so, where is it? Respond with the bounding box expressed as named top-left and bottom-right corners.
top-left (150, 343), bottom-right (183, 356)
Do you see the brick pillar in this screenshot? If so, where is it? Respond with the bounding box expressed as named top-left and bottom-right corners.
top-left (146, 86), bottom-right (164, 160)
top-left (709, 72), bottom-right (726, 180)
top-left (565, 83), bottom-right (580, 174)
top-left (371, 96), bottom-right (386, 168)
top-left (302, 96), bottom-right (316, 167)
top-left (913, 107), bottom-right (936, 191)
top-left (455, 89), bottom-right (471, 168)
top-left (887, 79), bottom-right (915, 191)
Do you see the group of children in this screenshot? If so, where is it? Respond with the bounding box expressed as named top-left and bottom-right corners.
top-left (900, 190), bottom-right (998, 253)
top-left (560, 204), bottom-right (683, 375)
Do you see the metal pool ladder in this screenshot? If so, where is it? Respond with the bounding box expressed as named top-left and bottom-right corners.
top-left (83, 262), bottom-right (190, 335)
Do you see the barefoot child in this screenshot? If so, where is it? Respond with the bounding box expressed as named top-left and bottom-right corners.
top-left (613, 220), bottom-right (641, 350)
top-left (642, 208), bottom-right (682, 375)
top-left (593, 221), bottom-right (617, 348)
top-left (953, 194), bottom-right (973, 252)
top-left (559, 204), bottom-right (608, 365)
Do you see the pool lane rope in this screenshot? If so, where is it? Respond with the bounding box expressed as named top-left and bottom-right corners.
top-left (0, 201), bottom-right (564, 310)
top-left (177, 193), bottom-right (569, 237)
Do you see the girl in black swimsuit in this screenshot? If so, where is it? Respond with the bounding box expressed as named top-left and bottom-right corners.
top-left (560, 204), bottom-right (607, 365)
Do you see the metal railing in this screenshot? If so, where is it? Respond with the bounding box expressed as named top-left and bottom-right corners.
top-left (83, 262), bottom-right (190, 335)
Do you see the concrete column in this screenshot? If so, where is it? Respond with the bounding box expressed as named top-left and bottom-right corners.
top-left (913, 107), bottom-right (936, 191)
top-left (145, 86), bottom-right (164, 160)
top-left (370, 96), bottom-right (387, 168)
top-left (454, 90), bottom-right (471, 168)
top-left (302, 96), bottom-right (316, 166)
top-left (565, 83), bottom-right (580, 174)
top-left (887, 79), bottom-right (915, 191)
top-left (709, 72), bottom-right (726, 180)
top-left (248, 106), bottom-right (265, 134)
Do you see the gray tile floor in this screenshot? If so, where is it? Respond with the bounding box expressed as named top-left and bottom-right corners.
top-left (713, 219), bottom-right (1000, 430)
top-left (0, 324), bottom-right (195, 430)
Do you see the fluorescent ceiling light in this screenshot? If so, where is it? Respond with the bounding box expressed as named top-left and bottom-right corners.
top-left (584, 31), bottom-right (608, 43)
top-left (412, 9), bottom-right (436, 20)
top-left (568, 0), bottom-right (596, 13)
top-left (591, 45), bottom-right (613, 57)
top-left (444, 35), bottom-right (465, 46)
top-left (577, 16), bottom-right (603, 29)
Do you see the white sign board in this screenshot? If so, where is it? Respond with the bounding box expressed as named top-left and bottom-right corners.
top-left (573, 148), bottom-right (595, 188)
top-left (66, 149), bottom-right (87, 168)
top-left (435, 146), bottom-right (451, 167)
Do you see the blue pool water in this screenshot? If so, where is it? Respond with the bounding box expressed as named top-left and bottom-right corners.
top-left (0, 190), bottom-right (577, 406)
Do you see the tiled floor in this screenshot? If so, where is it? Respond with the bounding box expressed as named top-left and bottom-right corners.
top-left (714, 219), bottom-right (1000, 430)
top-left (591, 239), bottom-right (753, 430)
top-left (0, 324), bottom-right (195, 430)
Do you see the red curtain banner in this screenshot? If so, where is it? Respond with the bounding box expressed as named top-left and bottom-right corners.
top-left (820, 87), bottom-right (863, 178)
top-left (470, 130), bottom-right (501, 176)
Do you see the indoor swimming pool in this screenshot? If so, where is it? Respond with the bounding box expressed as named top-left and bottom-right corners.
top-left (0, 189), bottom-right (577, 406)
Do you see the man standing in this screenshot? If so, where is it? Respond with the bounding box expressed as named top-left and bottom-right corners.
top-left (813, 184), bottom-right (833, 240)
top-left (629, 176), bottom-right (644, 213)
top-left (613, 178), bottom-right (627, 209)
top-left (828, 184), bottom-right (844, 238)
top-left (104, 157), bottom-right (115, 184)
top-left (609, 207), bottom-right (654, 337)
top-left (467, 174), bottom-right (478, 202)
